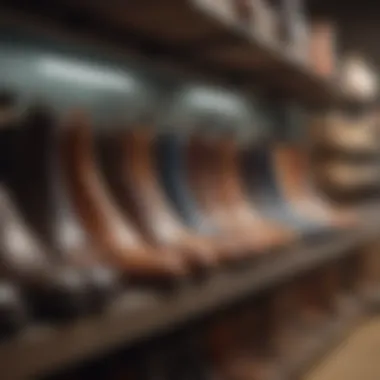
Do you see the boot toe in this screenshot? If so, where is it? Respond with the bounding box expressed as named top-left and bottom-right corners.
top-left (31, 267), bottom-right (90, 320)
top-left (85, 266), bottom-right (122, 312)
top-left (0, 282), bottom-right (27, 339)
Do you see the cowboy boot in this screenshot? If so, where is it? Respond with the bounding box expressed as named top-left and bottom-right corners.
top-left (95, 126), bottom-right (218, 272)
top-left (9, 106), bottom-right (121, 311)
top-left (61, 111), bottom-right (186, 280)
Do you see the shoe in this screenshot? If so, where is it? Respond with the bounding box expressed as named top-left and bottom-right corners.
top-left (60, 111), bottom-right (187, 280)
top-left (96, 126), bottom-right (218, 271)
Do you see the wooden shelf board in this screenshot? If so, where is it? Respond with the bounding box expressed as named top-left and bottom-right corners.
top-left (0, 0), bottom-right (344, 106)
top-left (288, 298), bottom-right (365, 379)
top-left (0, 227), bottom-right (372, 379)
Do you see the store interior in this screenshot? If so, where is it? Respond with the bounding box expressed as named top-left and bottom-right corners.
top-left (0, 1), bottom-right (380, 379)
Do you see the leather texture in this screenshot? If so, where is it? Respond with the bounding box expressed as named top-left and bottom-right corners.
top-left (155, 133), bottom-right (214, 234)
top-left (96, 127), bottom-right (221, 270)
top-left (61, 112), bottom-right (186, 279)
top-left (242, 145), bottom-right (330, 235)
top-left (186, 133), bottom-right (294, 256)
top-left (272, 144), bottom-right (356, 228)
top-left (242, 97), bottom-right (355, 234)
top-left (0, 118), bottom-right (93, 318)
top-left (212, 136), bottom-right (295, 247)
top-left (0, 186), bottom-right (90, 318)
top-left (155, 132), bottom-right (253, 262)
top-left (10, 107), bottom-right (121, 311)
top-left (186, 134), bottom-right (266, 260)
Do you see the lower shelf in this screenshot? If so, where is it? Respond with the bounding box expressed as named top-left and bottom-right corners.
top-left (287, 296), bottom-right (364, 380)
top-left (302, 316), bottom-right (380, 380)
top-left (359, 286), bottom-right (380, 314)
top-left (0, 223), bottom-right (376, 379)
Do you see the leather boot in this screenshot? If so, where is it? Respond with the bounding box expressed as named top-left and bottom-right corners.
top-left (155, 133), bottom-right (255, 263)
top-left (61, 111), bottom-right (186, 280)
top-left (187, 133), bottom-right (290, 258)
top-left (242, 145), bottom-right (334, 240)
top-left (9, 106), bottom-right (121, 311)
top-left (259, 101), bottom-right (356, 230)
top-left (0, 94), bottom-right (27, 334)
top-left (95, 126), bottom-right (219, 271)
top-left (272, 144), bottom-right (357, 228)
top-left (188, 134), bottom-right (268, 257)
top-left (0, 116), bottom-right (93, 318)
top-left (0, 186), bottom-right (89, 319)
top-left (212, 135), bottom-right (296, 248)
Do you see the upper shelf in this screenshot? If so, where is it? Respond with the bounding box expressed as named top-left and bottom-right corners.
top-left (0, 0), bottom-right (345, 107)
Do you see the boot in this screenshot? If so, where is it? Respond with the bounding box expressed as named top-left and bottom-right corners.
top-left (0, 115), bottom-right (93, 318)
top-left (95, 126), bottom-right (219, 272)
top-left (212, 134), bottom-right (296, 249)
top-left (9, 106), bottom-right (121, 311)
top-left (0, 186), bottom-right (90, 319)
top-left (155, 132), bottom-right (253, 263)
top-left (61, 111), bottom-right (187, 280)
top-left (186, 133), bottom-right (289, 258)
top-left (242, 144), bottom-right (335, 240)
top-left (272, 144), bottom-right (357, 228)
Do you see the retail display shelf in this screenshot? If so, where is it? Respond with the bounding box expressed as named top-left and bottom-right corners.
top-left (0, 0), bottom-right (344, 106)
top-left (288, 296), bottom-right (365, 379)
top-left (0, 224), bottom-right (374, 379)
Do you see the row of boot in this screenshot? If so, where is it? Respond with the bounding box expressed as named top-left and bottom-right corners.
top-left (50, 256), bottom-right (363, 380)
top-left (0, 102), bottom-right (357, 340)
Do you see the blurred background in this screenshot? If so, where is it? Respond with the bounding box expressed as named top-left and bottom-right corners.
top-left (0, 1), bottom-right (379, 380)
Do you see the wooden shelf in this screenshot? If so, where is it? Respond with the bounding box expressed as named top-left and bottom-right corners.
top-left (359, 286), bottom-right (380, 313)
top-left (0, 0), bottom-right (343, 107)
top-left (0, 225), bottom-right (374, 379)
top-left (286, 296), bottom-right (365, 379)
